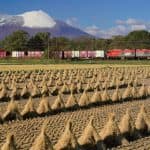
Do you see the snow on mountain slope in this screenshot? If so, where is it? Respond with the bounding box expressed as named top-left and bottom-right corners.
top-left (0, 10), bottom-right (92, 39)
top-left (0, 14), bottom-right (24, 26)
top-left (19, 10), bottom-right (56, 28)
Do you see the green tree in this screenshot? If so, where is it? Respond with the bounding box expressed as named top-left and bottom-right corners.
top-left (1, 30), bottom-right (29, 51)
top-left (125, 30), bottom-right (150, 49)
top-left (109, 36), bottom-right (126, 49)
top-left (27, 32), bottom-right (50, 51)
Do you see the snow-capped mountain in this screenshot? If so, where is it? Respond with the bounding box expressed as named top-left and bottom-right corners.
top-left (0, 10), bottom-right (91, 39)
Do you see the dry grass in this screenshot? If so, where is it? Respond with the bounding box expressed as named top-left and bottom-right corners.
top-left (0, 65), bottom-right (149, 150)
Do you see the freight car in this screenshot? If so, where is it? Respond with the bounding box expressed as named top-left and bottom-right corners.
top-left (107, 49), bottom-right (150, 59)
top-left (0, 49), bottom-right (7, 58)
top-left (0, 49), bottom-right (150, 59)
top-left (61, 50), bottom-right (105, 59)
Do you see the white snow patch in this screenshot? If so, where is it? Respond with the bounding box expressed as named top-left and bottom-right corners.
top-left (19, 10), bottom-right (56, 28)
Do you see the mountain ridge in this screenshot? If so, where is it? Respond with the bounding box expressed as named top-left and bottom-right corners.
top-left (0, 10), bottom-right (92, 39)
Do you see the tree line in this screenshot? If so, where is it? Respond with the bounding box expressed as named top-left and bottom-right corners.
top-left (0, 30), bottom-right (150, 53)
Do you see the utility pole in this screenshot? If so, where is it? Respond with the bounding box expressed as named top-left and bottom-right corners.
top-left (47, 32), bottom-right (50, 59)
top-left (48, 38), bottom-right (50, 59)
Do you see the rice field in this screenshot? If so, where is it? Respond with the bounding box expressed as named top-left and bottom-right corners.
top-left (0, 64), bottom-right (150, 150)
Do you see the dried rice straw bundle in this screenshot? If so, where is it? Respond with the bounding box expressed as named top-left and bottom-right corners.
top-left (40, 79), bottom-right (46, 88)
top-left (31, 84), bottom-right (41, 98)
top-left (90, 89), bottom-right (102, 103)
top-left (135, 105), bottom-right (148, 133)
top-left (65, 92), bottom-right (78, 108)
top-left (60, 82), bottom-right (70, 94)
top-left (147, 85), bottom-right (150, 96)
top-left (78, 90), bottom-right (90, 107)
top-left (37, 96), bottom-right (51, 114)
top-left (110, 77), bottom-right (116, 88)
top-left (85, 81), bottom-right (93, 92)
top-left (30, 120), bottom-right (54, 150)
top-left (21, 97), bottom-right (36, 118)
top-left (102, 81), bottom-right (108, 89)
top-left (122, 84), bottom-right (132, 100)
top-left (47, 78), bottom-right (54, 87)
top-left (0, 86), bottom-right (8, 100)
top-left (94, 80), bottom-right (102, 91)
top-left (101, 88), bottom-right (110, 102)
top-left (51, 94), bottom-right (65, 110)
top-left (139, 84), bottom-right (148, 98)
top-left (131, 86), bottom-right (139, 99)
top-left (28, 79), bottom-right (34, 89)
top-left (54, 119), bottom-right (79, 150)
top-left (51, 84), bottom-right (59, 96)
top-left (41, 84), bottom-right (49, 96)
top-left (10, 86), bottom-right (20, 99)
top-left (56, 78), bottom-right (63, 86)
top-left (70, 83), bottom-right (77, 94)
top-left (1, 134), bottom-right (17, 150)
top-left (21, 84), bottom-right (30, 98)
top-left (119, 109), bottom-right (135, 136)
top-left (77, 82), bottom-right (83, 93)
top-left (111, 87), bottom-right (121, 102)
top-left (2, 99), bottom-right (21, 121)
top-left (100, 113), bottom-right (128, 147)
top-left (78, 116), bottom-right (105, 149)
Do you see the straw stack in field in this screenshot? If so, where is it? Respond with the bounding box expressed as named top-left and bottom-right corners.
top-left (65, 92), bottom-right (78, 108)
top-left (1, 134), bottom-right (17, 150)
top-left (119, 109), bottom-right (135, 139)
top-left (100, 113), bottom-right (128, 147)
top-left (139, 84), bottom-right (148, 98)
top-left (2, 99), bottom-right (21, 121)
top-left (101, 88), bottom-right (110, 102)
top-left (37, 96), bottom-right (51, 114)
top-left (51, 94), bottom-right (65, 110)
top-left (31, 84), bottom-right (41, 98)
top-left (135, 105), bottom-right (148, 134)
top-left (30, 120), bottom-right (54, 150)
top-left (21, 97), bottom-right (36, 118)
top-left (111, 87), bottom-right (121, 102)
top-left (122, 84), bottom-right (132, 100)
top-left (54, 119), bottom-right (79, 150)
top-left (60, 82), bottom-right (70, 94)
top-left (90, 89), bottom-right (102, 103)
top-left (78, 116), bottom-right (105, 149)
top-left (78, 90), bottom-right (90, 107)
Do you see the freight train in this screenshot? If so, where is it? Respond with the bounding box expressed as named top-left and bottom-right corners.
top-left (0, 49), bottom-right (150, 59)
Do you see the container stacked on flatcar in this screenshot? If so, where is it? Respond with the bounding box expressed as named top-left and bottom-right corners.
top-left (136, 49), bottom-right (150, 59)
top-left (106, 49), bottom-right (123, 58)
top-left (0, 49), bottom-right (7, 58)
top-left (63, 50), bottom-right (105, 59)
top-left (0, 49), bottom-right (150, 59)
top-left (28, 51), bottom-right (44, 58)
top-left (12, 51), bottom-right (25, 58)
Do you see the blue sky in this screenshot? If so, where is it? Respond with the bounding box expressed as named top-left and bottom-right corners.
top-left (0, 0), bottom-right (150, 38)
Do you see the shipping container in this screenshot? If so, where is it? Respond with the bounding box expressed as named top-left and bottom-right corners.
top-left (79, 51), bottom-right (88, 58)
top-left (72, 51), bottom-right (79, 58)
top-left (136, 49), bottom-right (150, 57)
top-left (0, 49), bottom-right (6, 58)
top-left (12, 51), bottom-right (25, 58)
top-left (123, 49), bottom-right (135, 57)
top-left (64, 51), bottom-right (72, 59)
top-left (107, 49), bottom-right (123, 58)
top-left (28, 51), bottom-right (44, 58)
top-left (88, 51), bottom-right (96, 58)
top-left (96, 50), bottom-right (105, 58)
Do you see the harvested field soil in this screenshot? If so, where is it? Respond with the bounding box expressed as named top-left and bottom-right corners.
top-left (0, 65), bottom-right (149, 150)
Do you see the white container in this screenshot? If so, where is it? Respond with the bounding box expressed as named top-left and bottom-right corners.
top-left (72, 51), bottom-right (79, 58)
top-left (12, 51), bottom-right (24, 57)
top-left (96, 50), bottom-right (105, 58)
